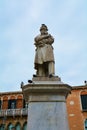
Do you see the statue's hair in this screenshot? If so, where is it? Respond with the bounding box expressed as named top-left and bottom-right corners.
top-left (40, 24), bottom-right (48, 31)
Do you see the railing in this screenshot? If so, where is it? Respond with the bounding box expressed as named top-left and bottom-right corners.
top-left (0, 108), bottom-right (28, 117)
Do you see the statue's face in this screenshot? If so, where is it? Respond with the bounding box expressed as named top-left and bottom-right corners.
top-left (40, 29), bottom-right (47, 35)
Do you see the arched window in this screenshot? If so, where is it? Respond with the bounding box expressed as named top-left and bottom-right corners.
top-left (8, 99), bottom-right (16, 109)
top-left (23, 122), bottom-right (27, 130)
top-left (15, 123), bottom-right (21, 130)
top-left (8, 123), bottom-right (14, 130)
top-left (8, 96), bottom-right (16, 109)
top-left (85, 119), bottom-right (87, 130)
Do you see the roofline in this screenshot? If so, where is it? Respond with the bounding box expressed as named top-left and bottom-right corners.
top-left (72, 85), bottom-right (87, 90)
top-left (0, 85), bottom-right (87, 94)
top-left (0, 90), bottom-right (22, 96)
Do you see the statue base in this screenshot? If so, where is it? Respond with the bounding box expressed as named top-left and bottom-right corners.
top-left (22, 76), bottom-right (71, 130)
top-left (32, 75), bottom-right (61, 81)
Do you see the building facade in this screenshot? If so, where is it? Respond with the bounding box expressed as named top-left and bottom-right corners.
top-left (67, 84), bottom-right (87, 130)
top-left (0, 91), bottom-right (28, 130)
top-left (0, 84), bottom-right (87, 130)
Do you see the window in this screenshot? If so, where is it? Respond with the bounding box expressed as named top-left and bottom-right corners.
top-left (81, 95), bottom-right (87, 111)
top-left (23, 99), bottom-right (26, 108)
top-left (23, 122), bottom-right (27, 130)
top-left (0, 124), bottom-right (5, 130)
top-left (85, 119), bottom-right (87, 130)
top-left (0, 100), bottom-right (2, 109)
top-left (8, 100), bottom-right (16, 109)
top-left (8, 123), bottom-right (14, 130)
top-left (15, 123), bottom-right (21, 130)
top-left (23, 99), bottom-right (28, 108)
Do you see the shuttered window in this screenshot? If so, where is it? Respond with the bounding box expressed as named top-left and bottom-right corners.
top-left (81, 95), bottom-right (87, 111)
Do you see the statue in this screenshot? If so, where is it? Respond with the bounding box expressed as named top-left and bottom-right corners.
top-left (34, 24), bottom-right (55, 77)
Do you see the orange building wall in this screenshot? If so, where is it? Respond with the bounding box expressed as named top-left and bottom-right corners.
top-left (0, 92), bottom-right (23, 109)
top-left (1, 86), bottom-right (87, 130)
top-left (67, 87), bottom-right (87, 130)
top-left (0, 92), bottom-right (27, 129)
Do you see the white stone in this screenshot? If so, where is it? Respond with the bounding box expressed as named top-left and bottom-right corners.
top-left (27, 102), bottom-right (70, 130)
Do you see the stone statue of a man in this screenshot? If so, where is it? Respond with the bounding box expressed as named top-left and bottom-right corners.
top-left (34, 24), bottom-right (55, 77)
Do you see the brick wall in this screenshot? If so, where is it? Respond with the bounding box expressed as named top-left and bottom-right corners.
top-left (1, 86), bottom-right (87, 130)
top-left (67, 87), bottom-right (87, 130)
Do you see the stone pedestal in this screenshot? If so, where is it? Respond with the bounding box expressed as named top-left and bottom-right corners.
top-left (22, 77), bottom-right (71, 130)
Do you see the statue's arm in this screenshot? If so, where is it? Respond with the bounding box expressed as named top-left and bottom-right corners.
top-left (34, 34), bottom-right (54, 47)
top-left (35, 35), bottom-right (49, 42)
top-left (34, 35), bottom-right (48, 46)
top-left (45, 35), bottom-right (54, 45)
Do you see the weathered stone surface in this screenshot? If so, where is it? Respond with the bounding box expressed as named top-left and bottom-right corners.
top-left (32, 76), bottom-right (61, 81)
top-left (22, 25), bottom-right (71, 130)
top-left (22, 79), bottom-right (71, 130)
top-left (22, 81), bottom-right (71, 102)
top-left (34, 24), bottom-right (55, 77)
top-left (27, 102), bottom-right (69, 130)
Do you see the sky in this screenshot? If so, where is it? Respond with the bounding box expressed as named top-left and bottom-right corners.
top-left (0, 0), bottom-right (87, 92)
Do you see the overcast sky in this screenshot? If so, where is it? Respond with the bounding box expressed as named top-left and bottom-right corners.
top-left (0, 0), bottom-right (87, 92)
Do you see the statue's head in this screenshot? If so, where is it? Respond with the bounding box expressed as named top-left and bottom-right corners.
top-left (40, 24), bottom-right (48, 31)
